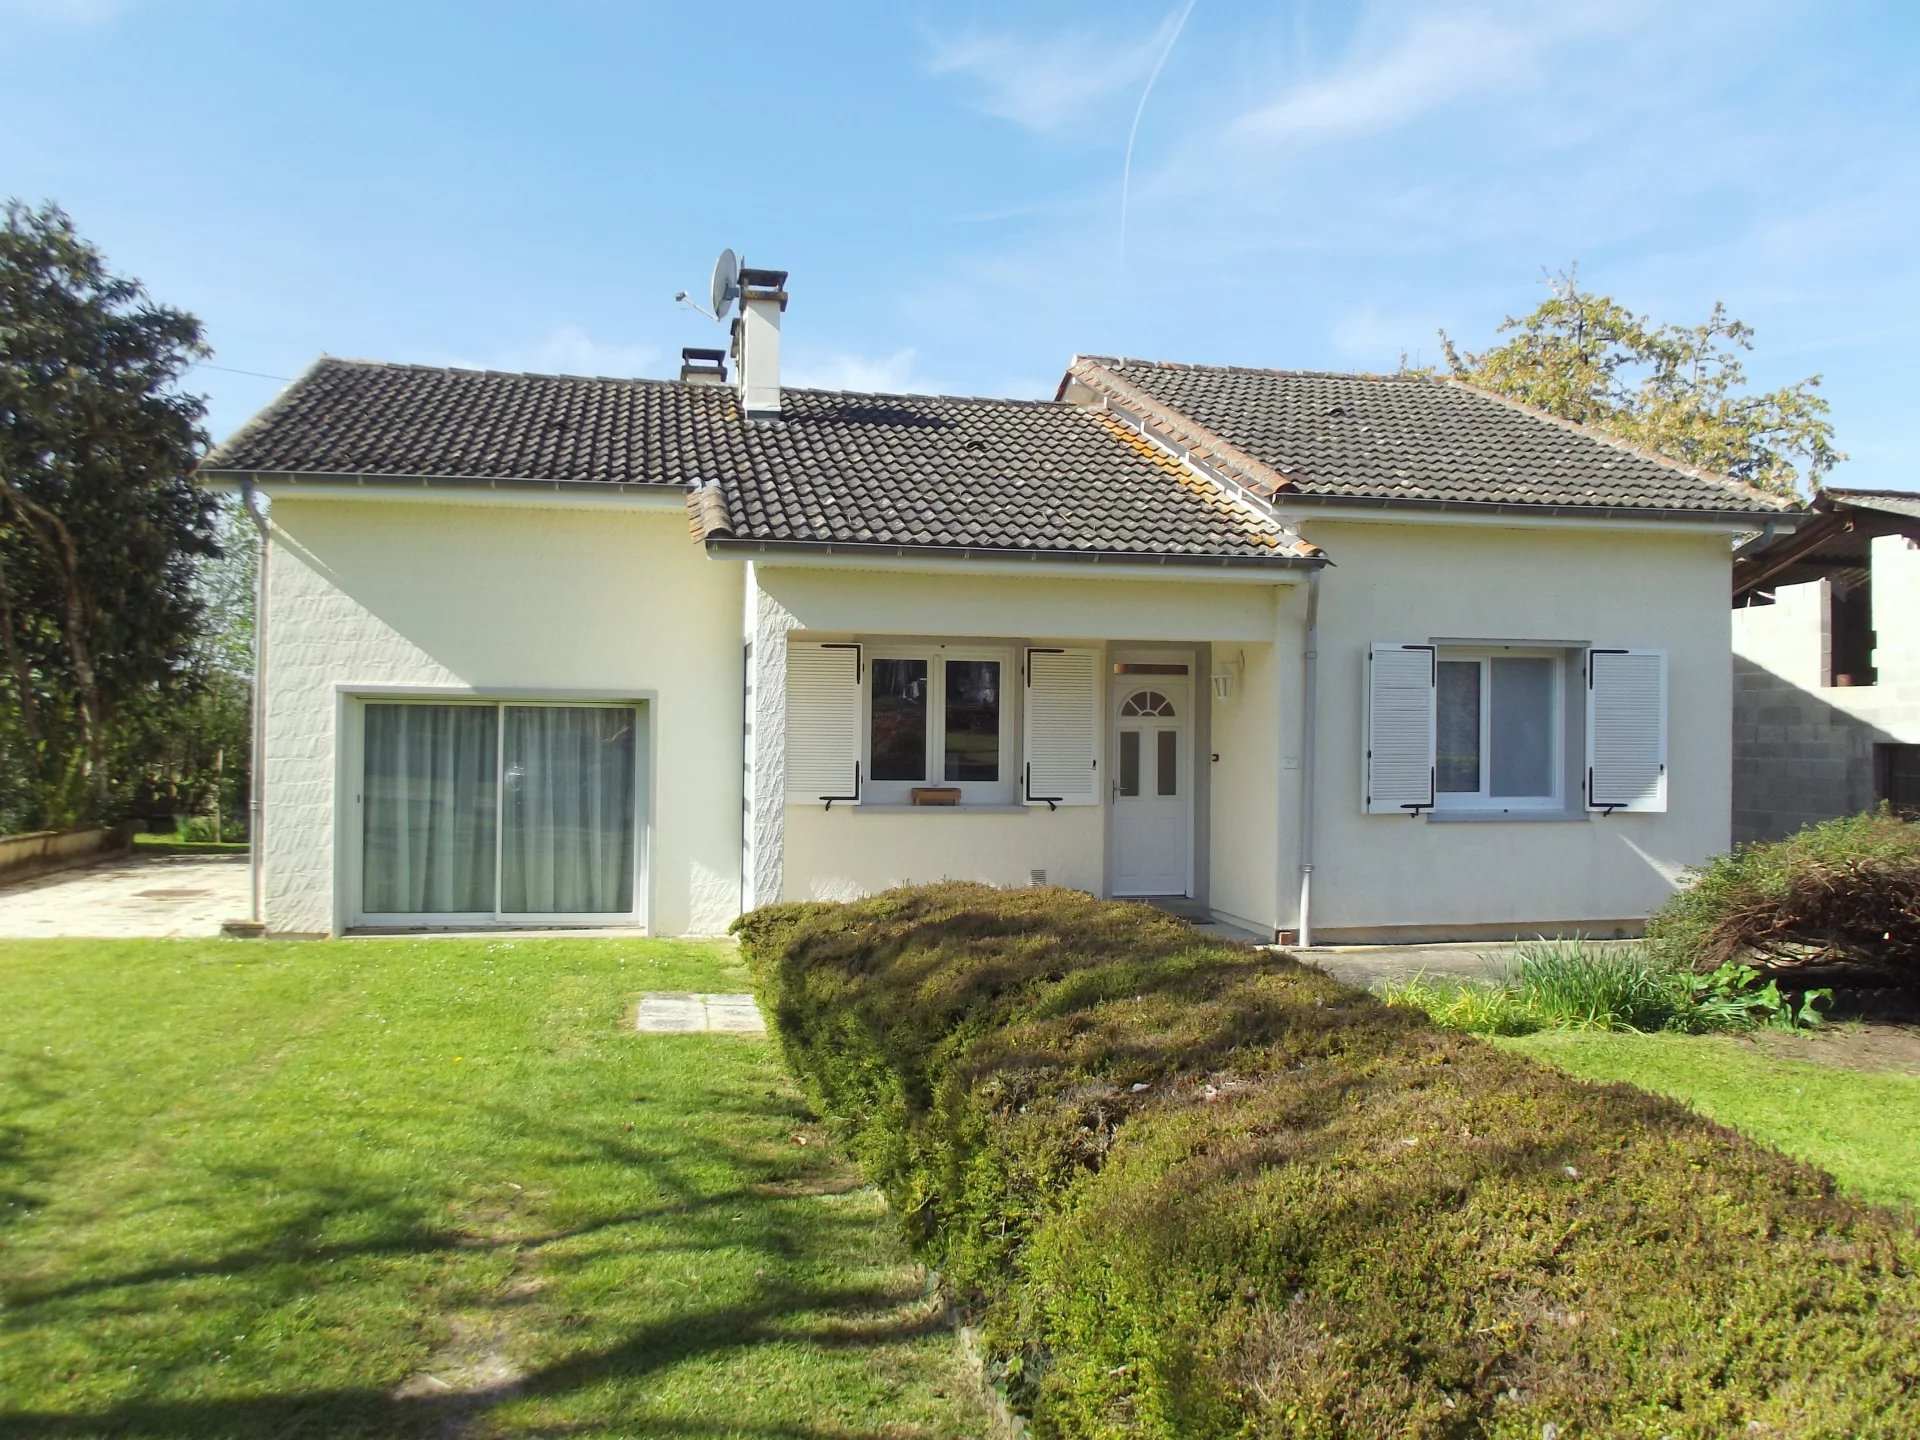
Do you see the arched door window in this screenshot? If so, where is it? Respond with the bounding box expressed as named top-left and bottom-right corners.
top-left (1120, 689), bottom-right (1177, 718)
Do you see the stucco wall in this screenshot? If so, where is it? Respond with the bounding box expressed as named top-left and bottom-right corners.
top-left (261, 497), bottom-right (743, 936)
top-left (784, 806), bottom-right (1106, 899)
top-left (1731, 534), bottom-right (1920, 841)
top-left (1292, 520), bottom-right (1734, 939)
top-left (756, 563), bottom-right (1294, 912)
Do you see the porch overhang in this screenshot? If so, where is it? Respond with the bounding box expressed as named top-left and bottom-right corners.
top-left (704, 536), bottom-right (1322, 585)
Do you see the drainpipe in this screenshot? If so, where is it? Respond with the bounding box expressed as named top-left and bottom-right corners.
top-left (1296, 568), bottom-right (1322, 948)
top-left (239, 477), bottom-right (270, 926)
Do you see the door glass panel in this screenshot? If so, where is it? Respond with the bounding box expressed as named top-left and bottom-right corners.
top-left (1490, 657), bottom-right (1555, 798)
top-left (943, 660), bottom-right (1000, 782)
top-left (1156, 730), bottom-right (1177, 796)
top-left (501, 706), bottom-right (637, 914)
top-left (870, 659), bottom-right (928, 781)
top-left (363, 704), bottom-right (497, 914)
top-left (1436, 660), bottom-right (1482, 793)
top-left (1118, 730), bottom-right (1141, 797)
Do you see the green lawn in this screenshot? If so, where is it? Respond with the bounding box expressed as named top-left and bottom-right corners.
top-left (0, 937), bottom-right (986, 1439)
top-left (1502, 1030), bottom-right (1920, 1211)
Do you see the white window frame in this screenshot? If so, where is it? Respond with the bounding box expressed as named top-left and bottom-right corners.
top-left (350, 695), bottom-right (646, 928)
top-left (1433, 647), bottom-right (1565, 813)
top-left (861, 644), bottom-right (1018, 805)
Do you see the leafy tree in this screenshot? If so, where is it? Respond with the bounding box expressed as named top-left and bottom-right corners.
top-left (0, 199), bottom-right (217, 826)
top-left (156, 501), bottom-right (256, 837)
top-left (1438, 267), bottom-right (1842, 499)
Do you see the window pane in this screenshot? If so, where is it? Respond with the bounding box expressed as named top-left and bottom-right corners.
top-left (870, 658), bottom-right (927, 781)
top-left (363, 704), bottom-right (497, 914)
top-left (944, 660), bottom-right (1000, 782)
top-left (1490, 657), bottom-right (1555, 798)
top-left (501, 706), bottom-right (637, 914)
top-left (1436, 661), bottom-right (1481, 793)
top-left (1118, 730), bottom-right (1141, 797)
top-left (1156, 730), bottom-right (1177, 796)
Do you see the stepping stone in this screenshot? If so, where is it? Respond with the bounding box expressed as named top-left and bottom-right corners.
top-left (635, 992), bottom-right (766, 1035)
top-left (706, 995), bottom-right (767, 1033)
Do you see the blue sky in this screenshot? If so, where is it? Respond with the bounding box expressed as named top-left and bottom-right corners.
top-left (6, 0), bottom-right (1916, 489)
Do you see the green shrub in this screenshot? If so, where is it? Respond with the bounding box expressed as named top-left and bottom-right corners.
top-left (739, 884), bottom-right (1920, 1439)
top-left (1649, 810), bottom-right (1920, 987)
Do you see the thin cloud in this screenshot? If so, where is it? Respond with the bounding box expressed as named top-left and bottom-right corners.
top-left (1230, 10), bottom-right (1561, 147)
top-left (442, 325), bottom-right (661, 379)
top-left (926, 15), bottom-right (1182, 136)
top-left (785, 347), bottom-right (957, 397)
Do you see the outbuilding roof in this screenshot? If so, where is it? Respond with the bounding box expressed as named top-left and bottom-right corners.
top-left (201, 357), bottom-right (1317, 566)
top-left (1064, 355), bottom-right (1793, 517)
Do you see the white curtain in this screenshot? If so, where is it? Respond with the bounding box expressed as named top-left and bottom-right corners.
top-left (501, 706), bottom-right (637, 914)
top-left (362, 704), bottom-right (498, 914)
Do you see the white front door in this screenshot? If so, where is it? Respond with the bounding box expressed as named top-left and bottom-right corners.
top-left (1111, 679), bottom-right (1191, 896)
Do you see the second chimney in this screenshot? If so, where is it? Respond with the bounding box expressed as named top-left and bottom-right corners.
top-left (679, 347), bottom-right (728, 386)
top-left (731, 266), bottom-right (788, 419)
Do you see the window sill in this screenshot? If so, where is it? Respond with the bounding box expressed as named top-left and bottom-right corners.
top-left (1426, 808), bottom-right (1588, 825)
top-left (800, 802), bottom-right (1033, 815)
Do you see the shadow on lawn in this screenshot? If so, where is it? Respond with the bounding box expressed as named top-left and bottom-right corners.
top-left (0, 1051), bottom-right (73, 1230)
top-left (0, 1087), bottom-right (950, 1440)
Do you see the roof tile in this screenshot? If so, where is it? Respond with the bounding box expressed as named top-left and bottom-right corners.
top-left (203, 358), bottom-right (1303, 562)
top-left (1070, 356), bottom-right (1791, 514)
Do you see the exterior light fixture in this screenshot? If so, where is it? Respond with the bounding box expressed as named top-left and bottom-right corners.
top-left (1211, 649), bottom-right (1246, 704)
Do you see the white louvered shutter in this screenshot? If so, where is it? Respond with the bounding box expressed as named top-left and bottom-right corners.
top-left (1586, 648), bottom-right (1667, 813)
top-left (784, 642), bottom-right (862, 805)
top-left (1023, 647), bottom-right (1099, 807)
top-left (1365, 642), bottom-right (1436, 814)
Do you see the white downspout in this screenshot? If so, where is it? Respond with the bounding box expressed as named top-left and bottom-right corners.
top-left (1296, 567), bottom-right (1322, 948)
top-left (239, 478), bottom-right (270, 926)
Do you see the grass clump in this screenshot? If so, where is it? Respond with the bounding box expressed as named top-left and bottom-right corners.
top-left (1649, 809), bottom-right (1920, 987)
top-left (1382, 938), bottom-right (1830, 1036)
top-left (740, 883), bottom-right (1920, 1439)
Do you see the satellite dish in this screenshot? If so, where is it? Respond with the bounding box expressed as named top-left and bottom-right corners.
top-left (710, 248), bottom-right (740, 321)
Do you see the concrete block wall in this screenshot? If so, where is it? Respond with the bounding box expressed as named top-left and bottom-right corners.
top-left (1732, 536), bottom-right (1920, 843)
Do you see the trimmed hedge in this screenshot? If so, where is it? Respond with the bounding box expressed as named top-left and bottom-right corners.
top-left (1648, 810), bottom-right (1920, 988)
top-left (739, 883), bottom-right (1920, 1439)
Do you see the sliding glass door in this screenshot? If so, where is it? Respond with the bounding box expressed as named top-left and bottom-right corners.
top-left (360, 701), bottom-right (640, 924)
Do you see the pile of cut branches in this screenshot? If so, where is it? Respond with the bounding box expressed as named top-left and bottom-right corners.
top-left (1649, 810), bottom-right (1920, 986)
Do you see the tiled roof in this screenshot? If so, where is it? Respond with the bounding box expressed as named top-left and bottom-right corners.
top-left (201, 358), bottom-right (1315, 564)
top-left (1066, 356), bottom-right (1793, 515)
top-left (1824, 487), bottom-right (1920, 523)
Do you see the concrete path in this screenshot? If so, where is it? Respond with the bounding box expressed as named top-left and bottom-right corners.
top-left (0, 852), bottom-right (250, 940)
top-left (1298, 943), bottom-right (1524, 991)
top-left (635, 992), bottom-right (767, 1034)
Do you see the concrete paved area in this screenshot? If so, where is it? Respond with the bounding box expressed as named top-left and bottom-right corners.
top-left (0, 852), bottom-right (250, 939)
top-left (636, 992), bottom-right (767, 1034)
top-left (1299, 942), bottom-right (1528, 990)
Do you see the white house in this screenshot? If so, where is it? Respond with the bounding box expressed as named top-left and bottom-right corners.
top-left (199, 267), bottom-right (1790, 944)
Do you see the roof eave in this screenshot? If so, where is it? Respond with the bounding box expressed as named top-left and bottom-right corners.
top-left (196, 468), bottom-right (693, 504)
top-left (1270, 490), bottom-right (1797, 529)
top-left (702, 534), bottom-right (1323, 575)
